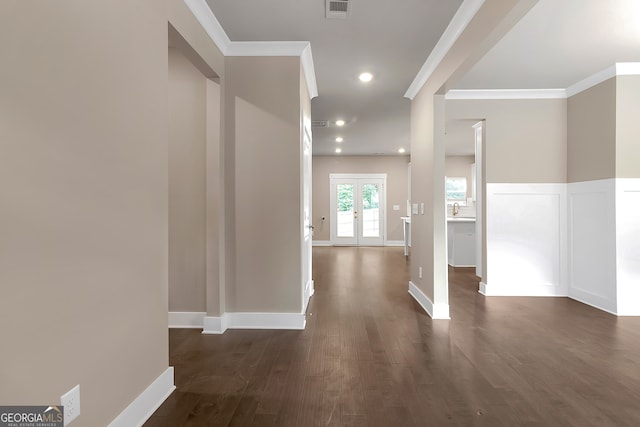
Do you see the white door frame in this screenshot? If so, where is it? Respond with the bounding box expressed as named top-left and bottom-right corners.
top-left (329, 173), bottom-right (387, 246)
top-left (301, 117), bottom-right (314, 313)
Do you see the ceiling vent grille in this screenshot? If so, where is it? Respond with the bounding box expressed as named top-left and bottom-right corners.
top-left (326, 0), bottom-right (350, 19)
top-left (312, 120), bottom-right (329, 128)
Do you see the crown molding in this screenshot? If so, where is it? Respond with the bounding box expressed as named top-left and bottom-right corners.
top-left (445, 89), bottom-right (567, 100)
top-left (301, 44), bottom-right (319, 99)
top-left (404, 0), bottom-right (485, 100)
top-left (567, 62), bottom-right (640, 97)
top-left (183, 0), bottom-right (231, 55)
top-left (446, 62), bottom-right (640, 100)
top-left (183, 0), bottom-right (318, 100)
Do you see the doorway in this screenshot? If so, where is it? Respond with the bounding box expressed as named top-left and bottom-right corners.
top-left (330, 174), bottom-right (386, 246)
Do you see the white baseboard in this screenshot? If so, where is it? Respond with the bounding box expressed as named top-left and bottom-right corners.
top-left (312, 240), bottom-right (332, 246)
top-left (108, 367), bottom-right (175, 427)
top-left (408, 281), bottom-right (450, 319)
top-left (479, 281), bottom-right (566, 297)
top-left (202, 315), bottom-right (226, 334)
top-left (568, 288), bottom-right (617, 316)
top-left (203, 312), bottom-right (306, 334)
top-left (168, 312), bottom-right (205, 329)
top-left (384, 240), bottom-right (404, 247)
top-left (303, 280), bottom-right (315, 313)
top-left (478, 281), bottom-right (488, 295)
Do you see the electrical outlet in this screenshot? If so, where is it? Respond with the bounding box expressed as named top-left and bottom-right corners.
top-left (418, 267), bottom-right (423, 279)
top-left (61, 385), bottom-right (80, 425)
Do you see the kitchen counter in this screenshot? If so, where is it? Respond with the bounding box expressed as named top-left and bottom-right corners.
top-left (447, 217), bottom-right (476, 222)
top-left (447, 219), bottom-right (476, 267)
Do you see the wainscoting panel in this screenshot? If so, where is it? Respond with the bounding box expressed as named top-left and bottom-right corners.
top-left (484, 183), bottom-right (567, 296)
top-left (616, 179), bottom-right (640, 316)
top-left (568, 179), bottom-right (617, 314)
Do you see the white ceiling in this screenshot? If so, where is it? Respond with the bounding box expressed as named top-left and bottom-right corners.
top-left (206, 0), bottom-right (463, 155)
top-left (455, 0), bottom-right (640, 90)
top-left (205, 0), bottom-right (639, 157)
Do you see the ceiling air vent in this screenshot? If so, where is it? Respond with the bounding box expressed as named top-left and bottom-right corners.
top-left (326, 0), bottom-right (350, 19)
top-left (312, 120), bottom-right (329, 128)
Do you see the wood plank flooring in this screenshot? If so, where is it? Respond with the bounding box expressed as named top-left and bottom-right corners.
top-left (145, 246), bottom-right (640, 426)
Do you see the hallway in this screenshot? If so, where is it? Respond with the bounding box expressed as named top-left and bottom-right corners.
top-left (146, 247), bottom-right (640, 426)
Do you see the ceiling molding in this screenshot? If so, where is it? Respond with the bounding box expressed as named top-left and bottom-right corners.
top-left (566, 62), bottom-right (640, 97)
top-left (447, 62), bottom-right (640, 100)
top-left (301, 44), bottom-right (319, 99)
top-left (226, 41), bottom-right (309, 56)
top-left (184, 0), bottom-right (231, 55)
top-left (184, 0), bottom-right (318, 100)
top-left (404, 0), bottom-right (485, 100)
top-left (445, 89), bottom-right (567, 100)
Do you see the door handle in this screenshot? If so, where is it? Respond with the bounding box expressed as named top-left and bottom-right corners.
top-left (308, 225), bottom-right (315, 229)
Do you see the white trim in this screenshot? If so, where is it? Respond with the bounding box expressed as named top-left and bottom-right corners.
top-left (168, 311), bottom-right (205, 329)
top-left (408, 281), bottom-right (450, 319)
top-left (303, 280), bottom-right (315, 313)
top-left (404, 0), bottom-right (485, 100)
top-left (108, 367), bottom-right (175, 427)
top-left (183, 0), bottom-right (231, 54)
top-left (566, 64), bottom-right (617, 98)
top-left (616, 62), bottom-right (640, 76)
top-left (226, 312), bottom-right (306, 330)
top-left (486, 183), bottom-right (568, 297)
top-left (567, 179), bottom-right (617, 315)
top-left (301, 44), bottom-right (319, 99)
top-left (478, 281), bottom-right (488, 296)
top-left (226, 41), bottom-right (309, 56)
top-left (183, 1), bottom-right (318, 100)
top-left (615, 178), bottom-right (640, 316)
top-left (202, 315), bottom-right (226, 334)
top-left (312, 240), bottom-right (332, 246)
top-left (480, 282), bottom-right (566, 297)
top-left (446, 62), bottom-right (640, 101)
top-left (203, 312), bottom-right (306, 334)
top-left (445, 89), bottom-right (566, 100)
top-left (566, 62), bottom-right (640, 97)
top-left (384, 240), bottom-right (405, 247)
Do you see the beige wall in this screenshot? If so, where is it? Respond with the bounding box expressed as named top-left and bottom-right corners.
top-left (0, 1), bottom-right (168, 425)
top-left (445, 155), bottom-right (475, 199)
top-left (226, 56), bottom-right (303, 313)
top-left (409, 0), bottom-right (534, 304)
top-left (168, 48), bottom-right (207, 312)
top-left (447, 98), bottom-right (567, 184)
top-left (567, 78), bottom-right (616, 182)
top-left (312, 156), bottom-right (410, 242)
top-left (616, 75), bottom-right (640, 178)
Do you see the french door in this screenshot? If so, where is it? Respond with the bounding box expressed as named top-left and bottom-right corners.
top-left (330, 174), bottom-right (386, 246)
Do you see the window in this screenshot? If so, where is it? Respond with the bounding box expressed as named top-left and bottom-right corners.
top-left (445, 177), bottom-right (467, 204)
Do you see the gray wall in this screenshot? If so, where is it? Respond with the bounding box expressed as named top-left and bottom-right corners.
top-left (0, 1), bottom-right (168, 424)
top-left (312, 156), bottom-right (410, 242)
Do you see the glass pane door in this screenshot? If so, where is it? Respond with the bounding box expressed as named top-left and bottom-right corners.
top-left (336, 184), bottom-right (355, 238)
top-left (361, 183), bottom-right (380, 237)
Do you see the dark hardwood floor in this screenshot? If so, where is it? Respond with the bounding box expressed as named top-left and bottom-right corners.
top-left (145, 246), bottom-right (640, 426)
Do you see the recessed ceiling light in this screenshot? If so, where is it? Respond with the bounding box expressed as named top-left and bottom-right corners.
top-left (335, 137), bottom-right (343, 143)
top-left (335, 148), bottom-right (342, 153)
top-left (359, 72), bottom-right (373, 83)
top-left (335, 119), bottom-right (345, 127)
top-left (398, 148), bottom-right (406, 153)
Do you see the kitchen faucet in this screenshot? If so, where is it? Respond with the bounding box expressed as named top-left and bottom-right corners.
top-left (453, 202), bottom-right (460, 216)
